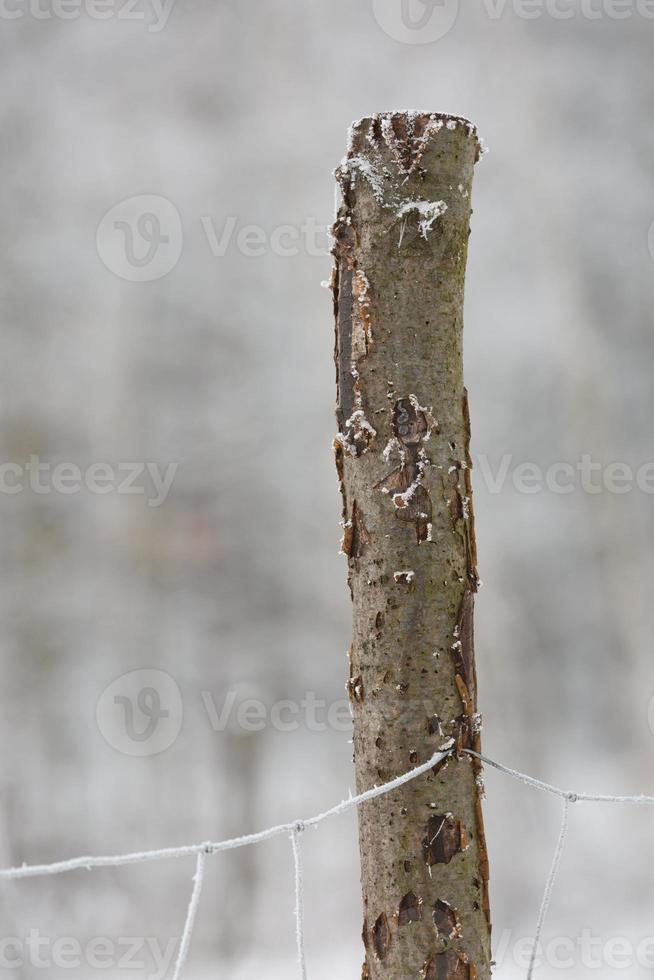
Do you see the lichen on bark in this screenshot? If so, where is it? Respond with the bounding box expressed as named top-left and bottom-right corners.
top-left (332, 112), bottom-right (491, 979)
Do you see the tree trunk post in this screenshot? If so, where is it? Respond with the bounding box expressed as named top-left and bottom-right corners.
top-left (332, 112), bottom-right (491, 980)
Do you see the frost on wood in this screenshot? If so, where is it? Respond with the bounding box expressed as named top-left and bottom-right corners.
top-left (337, 112), bottom-right (482, 254)
top-left (332, 112), bottom-right (490, 980)
top-left (397, 200), bottom-right (448, 246)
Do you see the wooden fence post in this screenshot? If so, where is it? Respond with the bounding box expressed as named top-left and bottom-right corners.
top-left (332, 112), bottom-right (491, 980)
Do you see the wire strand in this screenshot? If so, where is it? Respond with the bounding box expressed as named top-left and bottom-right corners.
top-left (465, 749), bottom-right (654, 804)
top-left (526, 797), bottom-right (571, 980)
top-left (291, 825), bottom-right (308, 980)
top-left (0, 742), bottom-right (454, 881)
top-left (171, 850), bottom-right (206, 980)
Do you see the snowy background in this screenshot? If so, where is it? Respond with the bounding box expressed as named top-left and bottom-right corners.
top-left (1, 1), bottom-right (654, 978)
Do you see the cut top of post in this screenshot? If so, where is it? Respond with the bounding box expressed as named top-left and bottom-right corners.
top-left (344, 111), bottom-right (484, 179)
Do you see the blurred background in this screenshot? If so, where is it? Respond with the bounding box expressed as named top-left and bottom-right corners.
top-left (1, 2), bottom-right (654, 977)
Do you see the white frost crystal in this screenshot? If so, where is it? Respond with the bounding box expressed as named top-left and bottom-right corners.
top-left (396, 199), bottom-right (448, 240)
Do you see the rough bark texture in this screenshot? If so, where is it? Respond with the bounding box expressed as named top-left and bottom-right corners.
top-left (332, 112), bottom-right (491, 980)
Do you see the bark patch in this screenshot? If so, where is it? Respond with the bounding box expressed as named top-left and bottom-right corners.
top-left (372, 913), bottom-right (391, 960)
top-left (398, 891), bottom-right (422, 926)
top-left (424, 951), bottom-right (473, 980)
top-left (335, 265), bottom-right (354, 433)
top-left (428, 715), bottom-right (444, 736)
top-left (347, 674), bottom-right (365, 704)
top-left (452, 590), bottom-right (476, 715)
top-left (376, 396), bottom-right (435, 543)
top-left (423, 815), bottom-right (465, 866)
top-left (433, 899), bottom-right (462, 939)
top-left (462, 388), bottom-right (480, 589)
top-left (333, 439), bottom-right (347, 520)
top-left (350, 501), bottom-right (369, 559)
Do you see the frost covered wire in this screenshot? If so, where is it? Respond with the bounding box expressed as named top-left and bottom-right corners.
top-left (526, 797), bottom-right (570, 980)
top-left (2, 743), bottom-right (654, 980)
top-left (171, 849), bottom-right (206, 980)
top-left (0, 745), bottom-right (454, 980)
top-left (465, 749), bottom-right (654, 804)
top-left (465, 748), bottom-right (654, 980)
top-left (291, 824), bottom-right (308, 980)
top-left (0, 743), bottom-right (454, 883)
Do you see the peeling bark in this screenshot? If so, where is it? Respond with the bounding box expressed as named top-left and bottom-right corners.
top-left (398, 891), bottom-right (423, 926)
top-left (433, 899), bottom-right (462, 940)
top-left (332, 112), bottom-right (491, 979)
